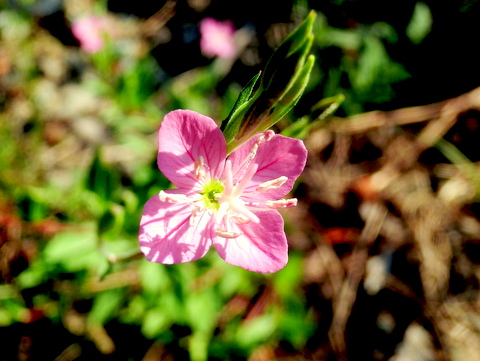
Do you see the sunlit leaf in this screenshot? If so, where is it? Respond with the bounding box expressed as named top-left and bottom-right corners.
top-left (407, 2), bottom-right (432, 44)
top-left (142, 307), bottom-right (170, 339)
top-left (139, 261), bottom-right (172, 296)
top-left (234, 313), bottom-right (278, 348)
top-left (88, 289), bottom-right (124, 325)
top-left (43, 224), bottom-right (104, 272)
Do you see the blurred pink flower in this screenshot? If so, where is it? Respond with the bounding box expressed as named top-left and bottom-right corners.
top-left (139, 110), bottom-right (307, 273)
top-left (71, 15), bottom-right (111, 54)
top-left (199, 17), bottom-right (237, 58)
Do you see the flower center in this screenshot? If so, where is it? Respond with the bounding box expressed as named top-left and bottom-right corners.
top-left (200, 180), bottom-right (224, 210)
top-left (173, 130), bottom-right (297, 239)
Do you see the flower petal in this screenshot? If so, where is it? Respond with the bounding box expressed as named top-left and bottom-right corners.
top-left (212, 210), bottom-right (288, 273)
top-left (139, 192), bottom-right (214, 264)
top-left (200, 18), bottom-right (237, 59)
top-left (158, 110), bottom-right (226, 189)
top-left (228, 134), bottom-right (307, 201)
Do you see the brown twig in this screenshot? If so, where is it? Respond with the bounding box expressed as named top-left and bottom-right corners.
top-left (140, 0), bottom-right (177, 38)
top-left (328, 203), bottom-right (387, 359)
top-left (329, 87), bottom-right (480, 143)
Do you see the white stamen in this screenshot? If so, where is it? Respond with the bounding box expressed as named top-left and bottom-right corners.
top-left (250, 143), bottom-right (259, 157)
top-left (190, 205), bottom-right (206, 225)
top-left (256, 176), bottom-right (288, 192)
top-left (230, 201), bottom-right (260, 223)
top-left (259, 130), bottom-right (275, 143)
top-left (230, 130), bottom-right (275, 184)
top-left (207, 129), bottom-right (296, 238)
top-left (265, 198), bottom-right (298, 209)
top-left (231, 213), bottom-right (250, 223)
top-left (159, 191), bottom-right (190, 204)
top-left (215, 202), bottom-right (230, 225)
top-left (233, 163), bottom-right (258, 197)
top-left (223, 160), bottom-right (234, 195)
top-left (214, 206), bottom-right (243, 238)
top-left (194, 156), bottom-right (206, 180)
top-left (233, 145), bottom-right (257, 182)
top-left (214, 229), bottom-right (242, 238)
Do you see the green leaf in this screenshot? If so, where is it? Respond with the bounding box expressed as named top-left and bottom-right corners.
top-left (281, 94), bottom-right (344, 139)
top-left (351, 36), bottom-right (387, 92)
top-left (311, 93), bottom-right (345, 122)
top-left (224, 12), bottom-right (316, 153)
top-left (263, 35), bottom-right (313, 97)
top-left (98, 204), bottom-right (125, 236)
top-left (278, 311), bottom-right (315, 349)
top-left (221, 72), bottom-right (261, 131)
top-left (280, 116), bottom-right (310, 139)
top-left (43, 224), bottom-right (104, 272)
top-left (435, 138), bottom-right (480, 198)
top-left (116, 57), bottom-right (161, 110)
top-left (139, 261), bottom-right (172, 296)
top-left (233, 54), bottom-right (315, 147)
top-left (235, 313), bottom-right (278, 348)
top-left (222, 72), bottom-right (262, 145)
top-left (17, 193), bottom-right (47, 222)
top-left (406, 2), bottom-right (432, 44)
top-left (189, 331), bottom-right (211, 361)
top-left (0, 299), bottom-right (27, 326)
top-left (222, 99), bottom-right (255, 151)
top-left (15, 260), bottom-right (48, 289)
top-left (121, 295), bottom-right (146, 324)
top-left (273, 252), bottom-right (304, 299)
top-left (261, 11), bottom-right (316, 89)
top-left (185, 289), bottom-right (218, 333)
top-left (348, 35), bottom-right (409, 103)
top-left (88, 289), bottom-right (124, 325)
top-left (142, 307), bottom-right (170, 339)
top-left (266, 54), bottom-right (315, 124)
top-left (85, 151), bottom-right (119, 205)
top-left (0, 308), bottom-right (13, 327)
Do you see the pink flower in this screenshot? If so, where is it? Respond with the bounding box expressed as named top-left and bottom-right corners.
top-left (139, 110), bottom-right (307, 273)
top-left (199, 17), bottom-right (237, 59)
top-left (71, 15), bottom-right (111, 54)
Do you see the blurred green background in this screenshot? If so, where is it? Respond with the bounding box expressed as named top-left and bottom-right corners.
top-left (1, 0), bottom-right (480, 360)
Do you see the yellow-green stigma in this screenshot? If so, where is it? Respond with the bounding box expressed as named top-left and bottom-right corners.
top-left (201, 180), bottom-right (224, 210)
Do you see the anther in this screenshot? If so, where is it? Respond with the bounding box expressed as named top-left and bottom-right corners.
top-left (194, 156), bottom-right (206, 180)
top-left (264, 198), bottom-right (298, 209)
top-left (214, 229), bottom-right (242, 238)
top-left (190, 205), bottom-right (205, 225)
top-left (230, 202), bottom-right (260, 223)
top-left (263, 130), bottom-right (275, 142)
top-left (255, 130), bottom-right (275, 145)
top-left (231, 213), bottom-right (250, 224)
top-left (159, 191), bottom-right (190, 204)
top-left (256, 176), bottom-right (288, 192)
top-left (250, 143), bottom-right (259, 157)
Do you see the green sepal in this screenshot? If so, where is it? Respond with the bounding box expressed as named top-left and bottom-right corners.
top-left (261, 11), bottom-right (316, 90)
top-left (262, 35), bottom-right (313, 99)
top-left (256, 53), bottom-right (316, 134)
top-left (227, 54), bottom-right (315, 153)
top-left (222, 71), bottom-right (261, 130)
top-left (280, 116), bottom-right (311, 139)
top-left (221, 72), bottom-right (261, 144)
top-left (281, 94), bottom-right (345, 139)
top-left (310, 94), bottom-right (345, 122)
top-left (223, 11), bottom-right (317, 153)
